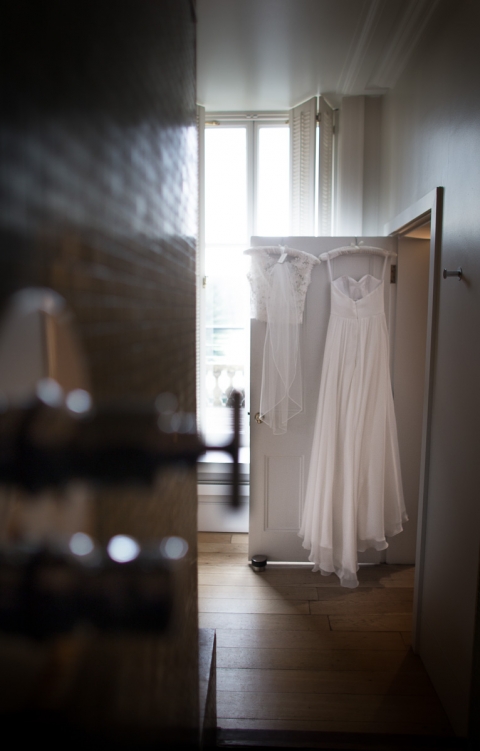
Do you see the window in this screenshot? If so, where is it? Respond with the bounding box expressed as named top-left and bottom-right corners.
top-left (197, 99), bottom-right (334, 455)
top-left (200, 117), bottom-right (290, 449)
top-left (256, 126), bottom-right (290, 236)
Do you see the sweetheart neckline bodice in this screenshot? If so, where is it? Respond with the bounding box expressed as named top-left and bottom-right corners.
top-left (332, 275), bottom-right (383, 304)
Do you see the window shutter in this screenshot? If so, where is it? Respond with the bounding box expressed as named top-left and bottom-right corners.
top-left (318, 96), bottom-right (334, 236)
top-left (290, 97), bottom-right (317, 235)
top-left (196, 105), bottom-right (205, 429)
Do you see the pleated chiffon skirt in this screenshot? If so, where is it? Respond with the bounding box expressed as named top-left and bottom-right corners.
top-left (299, 276), bottom-right (408, 588)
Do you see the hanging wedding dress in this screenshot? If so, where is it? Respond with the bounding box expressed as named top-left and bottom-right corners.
top-left (299, 251), bottom-right (408, 588)
top-left (245, 247), bottom-right (319, 435)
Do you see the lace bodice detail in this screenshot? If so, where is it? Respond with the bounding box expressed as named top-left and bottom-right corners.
top-left (245, 247), bottom-right (320, 323)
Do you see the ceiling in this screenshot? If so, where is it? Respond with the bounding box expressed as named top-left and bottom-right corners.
top-left (197, 0), bottom-right (440, 111)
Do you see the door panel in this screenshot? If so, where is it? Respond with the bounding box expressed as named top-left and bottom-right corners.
top-left (249, 236), bottom-right (397, 563)
top-left (265, 455), bottom-right (304, 531)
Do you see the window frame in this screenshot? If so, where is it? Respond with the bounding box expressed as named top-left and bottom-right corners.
top-left (197, 105), bottom-right (334, 464)
top-left (199, 113), bottom-right (290, 447)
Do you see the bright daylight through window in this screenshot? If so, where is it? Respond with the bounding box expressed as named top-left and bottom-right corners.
top-left (203, 121), bottom-right (290, 451)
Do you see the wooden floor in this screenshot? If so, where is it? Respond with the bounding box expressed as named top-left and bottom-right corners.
top-left (198, 532), bottom-right (452, 738)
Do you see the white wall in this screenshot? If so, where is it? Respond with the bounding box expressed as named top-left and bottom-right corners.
top-left (197, 484), bottom-right (249, 532)
top-left (362, 96), bottom-right (382, 236)
top-left (379, 0), bottom-right (480, 736)
top-left (335, 96), bottom-right (365, 235)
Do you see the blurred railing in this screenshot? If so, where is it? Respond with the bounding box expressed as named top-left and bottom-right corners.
top-left (206, 364), bottom-right (245, 407)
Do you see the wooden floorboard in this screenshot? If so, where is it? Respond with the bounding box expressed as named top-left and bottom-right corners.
top-left (311, 601), bottom-right (413, 616)
top-left (199, 572), bottom-right (333, 587)
top-left (197, 533), bottom-right (451, 737)
top-left (216, 647), bottom-right (425, 672)
top-left (218, 690), bottom-right (450, 726)
top-left (198, 584), bottom-right (319, 600)
top-left (215, 629), bottom-right (407, 651)
top-left (231, 533), bottom-right (249, 544)
top-left (198, 566), bottom-right (415, 588)
top-left (313, 587), bottom-right (413, 602)
top-left (217, 667), bottom-right (435, 695)
top-left (217, 718), bottom-right (454, 737)
top-left (199, 612), bottom-right (330, 631)
top-left (198, 532), bottom-right (233, 543)
top-left (199, 598), bottom-right (310, 615)
top-left (198, 554), bottom-right (249, 565)
top-left (198, 542), bottom-right (249, 554)
top-left (329, 613), bottom-right (414, 632)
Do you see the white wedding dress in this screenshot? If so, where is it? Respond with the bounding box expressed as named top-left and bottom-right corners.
top-left (299, 255), bottom-right (408, 588)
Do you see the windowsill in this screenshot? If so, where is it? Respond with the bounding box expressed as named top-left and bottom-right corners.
top-left (199, 447), bottom-right (250, 464)
top-left (198, 447), bottom-right (250, 484)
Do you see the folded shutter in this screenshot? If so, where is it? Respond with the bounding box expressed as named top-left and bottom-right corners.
top-left (318, 96), bottom-right (334, 236)
top-left (290, 97), bottom-right (317, 235)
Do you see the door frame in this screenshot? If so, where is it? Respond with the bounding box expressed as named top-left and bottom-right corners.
top-left (385, 187), bottom-right (444, 653)
top-left (248, 235), bottom-right (398, 566)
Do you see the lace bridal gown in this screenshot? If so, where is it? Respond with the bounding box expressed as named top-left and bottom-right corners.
top-left (245, 247), bottom-right (319, 435)
top-left (299, 253), bottom-right (408, 588)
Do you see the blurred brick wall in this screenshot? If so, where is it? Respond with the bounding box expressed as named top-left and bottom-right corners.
top-left (0, 0), bottom-right (198, 743)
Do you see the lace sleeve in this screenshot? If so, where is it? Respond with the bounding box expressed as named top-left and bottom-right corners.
top-left (245, 246), bottom-right (320, 435)
top-left (246, 248), bottom-right (319, 323)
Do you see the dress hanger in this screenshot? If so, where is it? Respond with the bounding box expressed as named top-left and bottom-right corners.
top-left (244, 245), bottom-right (321, 264)
top-left (319, 238), bottom-right (396, 262)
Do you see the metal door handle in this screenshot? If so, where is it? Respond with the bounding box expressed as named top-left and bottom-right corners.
top-left (255, 412), bottom-right (263, 424)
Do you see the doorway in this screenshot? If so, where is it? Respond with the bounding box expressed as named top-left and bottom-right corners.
top-left (385, 187), bottom-right (444, 653)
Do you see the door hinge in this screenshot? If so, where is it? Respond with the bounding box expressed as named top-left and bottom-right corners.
top-left (390, 264), bottom-right (397, 284)
top-left (202, 276), bottom-right (207, 288)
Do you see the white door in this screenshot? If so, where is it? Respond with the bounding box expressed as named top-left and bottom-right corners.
top-left (248, 235), bottom-right (398, 563)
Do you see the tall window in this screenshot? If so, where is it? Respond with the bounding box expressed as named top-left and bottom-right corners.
top-left (201, 118), bottom-right (290, 447)
top-left (198, 99), bottom-right (334, 454)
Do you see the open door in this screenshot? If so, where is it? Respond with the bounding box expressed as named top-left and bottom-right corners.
top-left (248, 235), bottom-right (398, 563)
